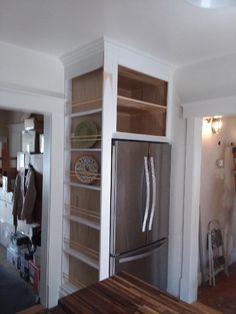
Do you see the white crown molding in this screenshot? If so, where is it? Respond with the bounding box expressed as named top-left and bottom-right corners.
top-left (0, 81), bottom-right (64, 100)
top-left (60, 36), bottom-right (176, 80)
top-left (60, 37), bottom-right (104, 72)
top-left (103, 36), bottom-right (175, 72)
top-left (60, 38), bottom-right (104, 79)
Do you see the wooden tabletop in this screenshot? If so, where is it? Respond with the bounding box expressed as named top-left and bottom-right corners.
top-left (59, 272), bottom-right (207, 313)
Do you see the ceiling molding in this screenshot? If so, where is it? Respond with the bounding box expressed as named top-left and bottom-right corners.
top-left (182, 95), bottom-right (236, 117)
top-left (61, 36), bottom-right (176, 80)
top-left (0, 81), bottom-right (64, 101)
top-left (104, 36), bottom-right (174, 71)
top-left (60, 37), bottom-right (104, 79)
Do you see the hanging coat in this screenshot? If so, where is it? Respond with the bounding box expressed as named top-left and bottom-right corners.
top-left (12, 165), bottom-right (37, 224)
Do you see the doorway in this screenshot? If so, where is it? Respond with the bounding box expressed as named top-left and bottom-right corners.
top-left (0, 109), bottom-right (48, 313)
top-left (0, 86), bottom-right (64, 309)
top-left (197, 115), bottom-right (236, 312)
top-left (199, 115), bottom-right (236, 282)
top-left (180, 97), bottom-right (236, 304)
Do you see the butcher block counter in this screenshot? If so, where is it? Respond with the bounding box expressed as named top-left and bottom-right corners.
top-left (58, 272), bottom-right (213, 314)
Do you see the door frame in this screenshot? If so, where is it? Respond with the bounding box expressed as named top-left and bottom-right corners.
top-left (0, 85), bottom-right (64, 308)
top-left (180, 96), bottom-right (236, 303)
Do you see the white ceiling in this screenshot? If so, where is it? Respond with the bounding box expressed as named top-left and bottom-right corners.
top-left (1, 0), bottom-right (236, 65)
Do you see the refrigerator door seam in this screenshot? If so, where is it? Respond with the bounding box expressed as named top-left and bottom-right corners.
top-left (142, 156), bottom-right (150, 232)
top-left (148, 156), bottom-right (157, 231)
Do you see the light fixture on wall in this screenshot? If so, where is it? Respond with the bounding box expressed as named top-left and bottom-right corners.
top-left (202, 116), bottom-right (222, 135)
top-left (211, 116), bottom-right (222, 134)
top-left (186, 0), bottom-right (236, 8)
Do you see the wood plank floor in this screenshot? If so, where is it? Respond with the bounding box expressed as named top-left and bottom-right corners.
top-left (192, 302), bottom-right (222, 313)
top-left (198, 262), bottom-right (236, 313)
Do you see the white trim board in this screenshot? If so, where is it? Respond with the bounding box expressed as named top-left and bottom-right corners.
top-left (0, 81), bottom-right (64, 100)
top-left (180, 97), bottom-right (236, 303)
top-left (182, 96), bottom-right (236, 118)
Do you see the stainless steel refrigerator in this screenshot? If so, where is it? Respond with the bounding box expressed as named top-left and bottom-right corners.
top-left (110, 140), bottom-right (171, 291)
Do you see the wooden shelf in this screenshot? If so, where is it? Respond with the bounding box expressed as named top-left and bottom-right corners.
top-left (60, 280), bottom-right (79, 296)
top-left (63, 239), bottom-right (99, 270)
top-left (62, 273), bottom-right (85, 291)
top-left (71, 97), bottom-right (102, 108)
top-left (65, 148), bottom-right (102, 152)
top-left (67, 108), bottom-right (102, 118)
top-left (117, 95), bottom-right (166, 114)
top-left (70, 134), bottom-right (101, 142)
top-left (64, 180), bottom-right (101, 191)
top-left (64, 205), bottom-right (100, 230)
top-left (67, 170), bottom-right (101, 183)
top-left (65, 204), bottom-right (100, 219)
top-left (65, 97), bottom-right (103, 115)
top-left (64, 213), bottom-right (100, 230)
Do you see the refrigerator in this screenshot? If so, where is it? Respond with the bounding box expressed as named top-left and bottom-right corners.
top-left (110, 140), bottom-right (171, 291)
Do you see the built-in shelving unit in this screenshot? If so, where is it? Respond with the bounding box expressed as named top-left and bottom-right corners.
top-left (61, 38), bottom-right (173, 297)
top-left (62, 68), bottom-right (103, 292)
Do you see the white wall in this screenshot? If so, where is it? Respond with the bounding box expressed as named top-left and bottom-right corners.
top-left (200, 116), bottom-right (236, 281)
top-left (0, 41), bottom-right (64, 96)
top-left (175, 53), bottom-right (236, 104)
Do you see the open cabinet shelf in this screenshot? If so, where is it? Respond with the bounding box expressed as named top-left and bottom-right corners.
top-left (67, 108), bottom-right (102, 118)
top-left (62, 273), bottom-right (85, 291)
top-left (63, 67), bottom-right (103, 293)
top-left (117, 95), bottom-right (167, 113)
top-left (64, 181), bottom-right (101, 191)
top-left (117, 66), bottom-right (168, 137)
top-left (66, 97), bottom-right (103, 115)
top-left (64, 204), bottom-right (100, 230)
top-left (63, 239), bottom-right (99, 270)
top-left (65, 148), bottom-right (102, 152)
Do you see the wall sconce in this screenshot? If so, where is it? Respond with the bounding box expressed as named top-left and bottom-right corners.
top-left (186, 0), bottom-right (236, 9)
top-left (211, 116), bottom-right (222, 134)
top-left (203, 116), bottom-right (222, 135)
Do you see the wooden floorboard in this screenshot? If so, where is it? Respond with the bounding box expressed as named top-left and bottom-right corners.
top-left (192, 302), bottom-right (223, 314)
top-left (198, 262), bottom-right (236, 313)
top-left (17, 304), bottom-right (45, 314)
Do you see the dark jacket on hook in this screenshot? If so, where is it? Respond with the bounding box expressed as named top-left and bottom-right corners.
top-left (12, 165), bottom-right (37, 224)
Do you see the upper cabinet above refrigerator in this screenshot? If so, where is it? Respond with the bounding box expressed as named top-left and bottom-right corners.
top-left (117, 66), bottom-right (168, 138)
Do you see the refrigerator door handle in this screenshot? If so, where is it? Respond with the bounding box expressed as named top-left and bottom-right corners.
top-left (148, 156), bottom-right (157, 231)
top-left (142, 156), bottom-right (150, 232)
top-left (118, 240), bottom-right (166, 264)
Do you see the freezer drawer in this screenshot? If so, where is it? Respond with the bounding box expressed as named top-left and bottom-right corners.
top-left (110, 239), bottom-right (168, 291)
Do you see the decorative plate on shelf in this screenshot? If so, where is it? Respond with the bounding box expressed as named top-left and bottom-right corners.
top-left (75, 155), bottom-right (99, 185)
top-left (75, 120), bottom-right (98, 148)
